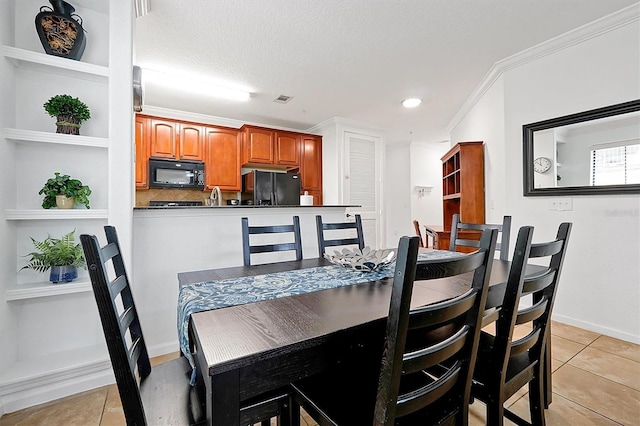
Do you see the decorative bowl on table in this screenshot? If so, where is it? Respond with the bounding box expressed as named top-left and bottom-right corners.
top-left (324, 246), bottom-right (396, 272)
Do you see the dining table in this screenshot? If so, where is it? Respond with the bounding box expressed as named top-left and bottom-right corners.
top-left (177, 251), bottom-right (548, 426)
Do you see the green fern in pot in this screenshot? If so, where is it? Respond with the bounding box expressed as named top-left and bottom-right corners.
top-left (20, 229), bottom-right (85, 283)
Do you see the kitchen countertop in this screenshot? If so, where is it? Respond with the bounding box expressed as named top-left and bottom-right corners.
top-left (134, 205), bottom-right (359, 210)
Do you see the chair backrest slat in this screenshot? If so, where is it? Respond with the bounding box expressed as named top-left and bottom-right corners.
top-left (449, 214), bottom-right (512, 261)
top-left (242, 216), bottom-right (303, 266)
top-left (316, 214), bottom-right (365, 256)
top-left (373, 229), bottom-right (498, 425)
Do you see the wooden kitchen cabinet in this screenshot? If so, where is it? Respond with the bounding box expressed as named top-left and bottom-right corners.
top-left (146, 116), bottom-right (204, 161)
top-left (243, 126), bottom-right (274, 164)
top-left (135, 115), bottom-right (149, 188)
top-left (149, 118), bottom-right (177, 158)
top-left (275, 131), bottom-right (300, 166)
top-left (242, 126), bottom-right (301, 167)
top-left (204, 126), bottom-right (241, 191)
top-left (300, 134), bottom-right (323, 205)
top-left (179, 123), bottom-right (205, 161)
top-left (436, 141), bottom-right (485, 250)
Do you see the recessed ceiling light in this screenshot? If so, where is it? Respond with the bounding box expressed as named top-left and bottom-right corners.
top-left (402, 98), bottom-right (422, 108)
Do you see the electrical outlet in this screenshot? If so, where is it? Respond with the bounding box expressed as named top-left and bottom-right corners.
top-left (549, 198), bottom-right (573, 211)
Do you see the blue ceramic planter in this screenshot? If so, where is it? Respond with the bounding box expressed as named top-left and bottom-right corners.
top-left (50, 265), bottom-right (77, 283)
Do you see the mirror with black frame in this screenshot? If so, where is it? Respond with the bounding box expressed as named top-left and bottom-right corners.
top-left (523, 99), bottom-right (640, 196)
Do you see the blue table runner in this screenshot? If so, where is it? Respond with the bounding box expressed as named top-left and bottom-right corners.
top-left (177, 250), bottom-right (461, 373)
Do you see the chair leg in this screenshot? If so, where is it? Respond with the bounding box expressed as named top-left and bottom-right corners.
top-left (529, 369), bottom-right (546, 426)
top-left (486, 398), bottom-right (505, 426)
top-left (289, 397), bottom-right (301, 426)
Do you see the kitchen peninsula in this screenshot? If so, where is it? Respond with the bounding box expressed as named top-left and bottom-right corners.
top-left (131, 204), bottom-right (354, 354)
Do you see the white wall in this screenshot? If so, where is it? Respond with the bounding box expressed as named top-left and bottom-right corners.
top-left (384, 141), bottom-right (450, 248)
top-left (450, 17), bottom-right (640, 343)
top-left (384, 143), bottom-right (411, 245)
top-left (450, 77), bottom-right (507, 224)
top-left (410, 142), bottom-right (450, 231)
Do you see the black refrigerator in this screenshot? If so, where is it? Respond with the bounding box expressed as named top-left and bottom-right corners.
top-left (249, 171), bottom-right (301, 205)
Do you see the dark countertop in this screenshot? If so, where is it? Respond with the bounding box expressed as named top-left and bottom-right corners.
top-left (134, 205), bottom-right (359, 210)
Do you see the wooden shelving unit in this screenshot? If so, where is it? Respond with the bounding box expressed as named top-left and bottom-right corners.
top-left (437, 141), bottom-right (485, 250)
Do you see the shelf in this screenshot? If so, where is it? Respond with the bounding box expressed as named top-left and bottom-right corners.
top-left (443, 193), bottom-right (461, 200)
top-left (4, 128), bottom-right (108, 148)
top-left (5, 209), bottom-right (108, 220)
top-left (5, 279), bottom-right (92, 301)
top-left (442, 169), bottom-right (460, 179)
top-left (3, 46), bottom-right (108, 82)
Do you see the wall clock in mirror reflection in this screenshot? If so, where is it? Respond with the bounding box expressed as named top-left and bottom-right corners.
top-left (533, 157), bottom-right (552, 174)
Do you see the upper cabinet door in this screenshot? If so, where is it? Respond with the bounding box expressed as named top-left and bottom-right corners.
top-left (204, 126), bottom-right (241, 191)
top-left (135, 116), bottom-right (150, 188)
top-left (300, 135), bottom-right (322, 191)
top-left (149, 119), bottom-right (178, 158)
top-left (275, 132), bottom-right (300, 166)
top-left (179, 123), bottom-right (204, 161)
top-left (244, 126), bottom-right (274, 164)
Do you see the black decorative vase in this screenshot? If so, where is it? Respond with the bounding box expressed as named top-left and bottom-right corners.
top-left (35, 0), bottom-right (86, 61)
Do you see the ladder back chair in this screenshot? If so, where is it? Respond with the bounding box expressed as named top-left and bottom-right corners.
top-left (471, 222), bottom-right (572, 426)
top-left (290, 230), bottom-right (498, 426)
top-left (242, 216), bottom-right (303, 266)
top-left (450, 214), bottom-right (512, 260)
top-left (316, 214), bottom-right (365, 256)
top-left (82, 226), bottom-right (290, 426)
top-left (412, 220), bottom-right (424, 248)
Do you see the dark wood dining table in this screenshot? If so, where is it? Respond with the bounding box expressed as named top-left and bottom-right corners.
top-left (177, 255), bottom-right (548, 426)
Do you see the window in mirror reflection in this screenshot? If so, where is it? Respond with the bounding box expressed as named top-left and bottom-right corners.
top-left (590, 142), bottom-right (640, 185)
top-left (533, 110), bottom-right (640, 188)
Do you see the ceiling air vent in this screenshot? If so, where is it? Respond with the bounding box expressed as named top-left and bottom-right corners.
top-left (273, 95), bottom-right (293, 104)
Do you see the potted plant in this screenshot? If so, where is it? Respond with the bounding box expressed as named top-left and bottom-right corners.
top-left (20, 229), bottom-right (85, 283)
top-left (43, 94), bottom-right (91, 135)
top-left (39, 172), bottom-right (92, 209)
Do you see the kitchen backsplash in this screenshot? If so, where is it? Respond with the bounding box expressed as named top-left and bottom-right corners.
top-left (136, 189), bottom-right (237, 206)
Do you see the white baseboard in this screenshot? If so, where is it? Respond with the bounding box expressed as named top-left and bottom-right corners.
top-left (553, 314), bottom-right (640, 344)
top-left (0, 342), bottom-right (180, 415)
top-left (0, 362), bottom-right (115, 415)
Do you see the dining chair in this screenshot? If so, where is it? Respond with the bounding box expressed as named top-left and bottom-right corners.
top-left (81, 226), bottom-right (291, 426)
top-left (471, 222), bottom-right (572, 426)
top-left (242, 216), bottom-right (303, 266)
top-left (450, 214), bottom-right (512, 260)
top-left (290, 229), bottom-right (498, 425)
top-left (316, 214), bottom-right (365, 256)
top-left (412, 220), bottom-right (424, 248)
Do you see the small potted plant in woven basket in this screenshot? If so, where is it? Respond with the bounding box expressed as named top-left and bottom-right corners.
top-left (43, 94), bottom-right (91, 135)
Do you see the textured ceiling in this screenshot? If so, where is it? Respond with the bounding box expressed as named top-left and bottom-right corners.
top-left (134, 0), bottom-right (639, 143)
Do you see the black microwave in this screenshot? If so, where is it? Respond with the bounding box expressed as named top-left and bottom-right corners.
top-left (149, 158), bottom-right (205, 189)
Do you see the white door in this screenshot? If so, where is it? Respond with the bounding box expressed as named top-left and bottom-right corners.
top-left (343, 131), bottom-right (383, 249)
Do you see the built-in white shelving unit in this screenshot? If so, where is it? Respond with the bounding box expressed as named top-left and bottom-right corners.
top-left (0, 0), bottom-right (133, 414)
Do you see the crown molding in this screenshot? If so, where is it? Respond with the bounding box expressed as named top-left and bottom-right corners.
top-left (446, 4), bottom-right (640, 134)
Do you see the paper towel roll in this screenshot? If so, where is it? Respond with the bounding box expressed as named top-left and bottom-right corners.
top-left (300, 193), bottom-right (314, 205)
